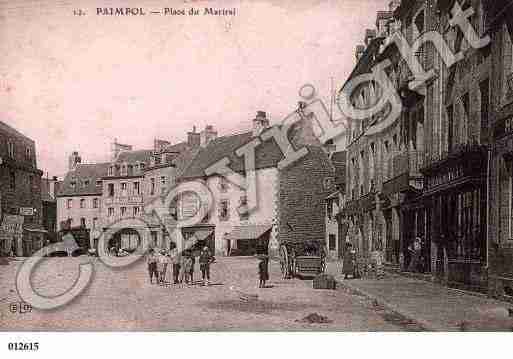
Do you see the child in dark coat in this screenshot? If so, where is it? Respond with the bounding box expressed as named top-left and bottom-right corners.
top-left (258, 256), bottom-right (269, 288)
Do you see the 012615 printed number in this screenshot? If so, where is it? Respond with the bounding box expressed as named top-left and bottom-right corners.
top-left (8, 342), bottom-right (39, 351)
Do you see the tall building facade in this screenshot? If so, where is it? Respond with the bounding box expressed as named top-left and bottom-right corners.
top-left (487, 0), bottom-right (513, 302)
top-left (0, 121), bottom-right (45, 256)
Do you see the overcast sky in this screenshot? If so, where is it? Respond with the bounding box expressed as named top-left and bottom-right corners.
top-left (0, 0), bottom-right (389, 177)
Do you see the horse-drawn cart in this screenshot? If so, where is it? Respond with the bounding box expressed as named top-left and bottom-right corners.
top-left (279, 240), bottom-right (326, 279)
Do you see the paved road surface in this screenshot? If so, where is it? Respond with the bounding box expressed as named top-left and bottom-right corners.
top-left (0, 256), bottom-right (418, 331)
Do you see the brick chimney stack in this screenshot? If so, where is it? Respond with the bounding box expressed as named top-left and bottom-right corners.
top-left (200, 125), bottom-right (217, 147)
top-left (355, 45), bottom-right (365, 62)
top-left (187, 125), bottom-right (201, 148)
top-left (252, 111), bottom-right (270, 136)
top-left (68, 151), bottom-right (81, 171)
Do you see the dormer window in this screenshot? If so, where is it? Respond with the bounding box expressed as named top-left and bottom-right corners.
top-left (70, 181), bottom-right (76, 189)
top-left (84, 179), bottom-right (90, 187)
top-left (7, 140), bottom-right (14, 158)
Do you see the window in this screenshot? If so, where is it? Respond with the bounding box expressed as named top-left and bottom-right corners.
top-left (150, 178), bottom-right (155, 195)
top-left (84, 179), bottom-right (90, 187)
top-left (127, 164), bottom-right (133, 176)
top-left (329, 234), bottom-right (336, 251)
top-left (93, 218), bottom-right (98, 229)
top-left (70, 181), bottom-right (76, 189)
top-left (108, 166), bottom-right (114, 176)
top-left (9, 170), bottom-right (15, 190)
top-left (67, 199), bottom-right (73, 209)
top-left (480, 79), bottom-right (489, 144)
top-left (93, 198), bottom-right (99, 209)
top-left (121, 165), bottom-right (127, 176)
top-left (121, 207), bottom-right (127, 217)
top-left (140, 163), bottom-right (145, 170)
top-left (219, 177), bottom-right (229, 192)
top-left (239, 195), bottom-right (249, 221)
top-left (447, 104), bottom-right (454, 152)
top-left (327, 199), bottom-right (334, 220)
top-left (29, 175), bottom-right (34, 189)
top-left (219, 200), bottom-right (229, 221)
top-left (7, 140), bottom-right (14, 158)
top-left (161, 176), bottom-right (167, 194)
top-left (133, 206), bottom-right (140, 216)
top-left (96, 180), bottom-right (102, 187)
top-left (414, 10), bottom-right (424, 35)
top-left (80, 218), bottom-right (86, 227)
top-left (80, 199), bottom-right (85, 208)
top-left (108, 183), bottom-right (115, 197)
top-left (121, 182), bottom-right (127, 192)
top-left (108, 207), bottom-right (114, 217)
top-left (150, 232), bottom-right (158, 248)
top-left (25, 147), bottom-right (31, 161)
top-left (134, 182), bottom-right (140, 195)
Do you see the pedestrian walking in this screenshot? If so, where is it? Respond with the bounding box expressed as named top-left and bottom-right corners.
top-left (258, 255), bottom-right (269, 288)
top-left (199, 246), bottom-right (213, 286)
top-left (146, 249), bottom-right (159, 284)
top-left (342, 243), bottom-right (355, 279)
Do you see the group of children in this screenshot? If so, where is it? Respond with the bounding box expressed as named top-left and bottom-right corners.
top-left (146, 246), bottom-right (215, 286)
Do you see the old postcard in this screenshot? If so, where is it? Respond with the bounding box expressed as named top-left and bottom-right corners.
top-left (1, 0), bottom-right (513, 351)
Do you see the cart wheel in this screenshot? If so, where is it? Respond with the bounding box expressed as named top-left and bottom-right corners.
top-left (279, 245), bottom-right (289, 279)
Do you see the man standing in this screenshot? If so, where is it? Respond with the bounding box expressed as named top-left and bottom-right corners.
top-left (199, 246), bottom-right (213, 286)
top-left (171, 247), bottom-right (181, 284)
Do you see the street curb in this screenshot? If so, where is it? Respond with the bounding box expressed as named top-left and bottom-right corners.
top-left (335, 278), bottom-right (446, 331)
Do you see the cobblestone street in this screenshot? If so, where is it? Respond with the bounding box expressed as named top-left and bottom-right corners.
top-left (0, 257), bottom-right (417, 331)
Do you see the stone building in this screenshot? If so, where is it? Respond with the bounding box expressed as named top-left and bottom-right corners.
top-left (41, 176), bottom-right (61, 242)
top-left (340, 2), bottom-right (404, 268)
top-left (174, 111), bottom-right (334, 257)
top-left (0, 120), bottom-right (45, 256)
top-left (486, 0), bottom-right (513, 302)
top-left (56, 155), bottom-right (109, 248)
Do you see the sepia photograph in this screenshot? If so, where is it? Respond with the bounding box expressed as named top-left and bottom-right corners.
top-left (1, 0), bottom-right (513, 351)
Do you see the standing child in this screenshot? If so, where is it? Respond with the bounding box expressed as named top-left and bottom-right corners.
top-left (157, 250), bottom-right (168, 284)
top-left (146, 249), bottom-right (158, 284)
top-left (258, 255), bottom-right (269, 288)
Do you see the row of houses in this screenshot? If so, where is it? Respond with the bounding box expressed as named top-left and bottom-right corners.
top-left (333, 0), bottom-right (513, 301)
top-left (0, 121), bottom-right (60, 256)
top-left (57, 110), bottom-right (346, 258)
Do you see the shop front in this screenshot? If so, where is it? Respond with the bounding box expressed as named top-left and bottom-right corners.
top-left (224, 224), bottom-right (271, 256)
top-left (421, 145), bottom-right (488, 293)
top-left (182, 225), bottom-right (215, 256)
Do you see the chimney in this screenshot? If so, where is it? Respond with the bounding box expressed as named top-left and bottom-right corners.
top-left (187, 125), bottom-right (201, 148)
top-left (364, 29), bottom-right (377, 47)
top-left (376, 11), bottom-right (393, 37)
top-left (252, 111), bottom-right (270, 136)
top-left (68, 151), bottom-right (81, 171)
top-left (111, 139), bottom-right (132, 160)
top-left (200, 125), bottom-right (217, 147)
top-left (355, 45), bottom-right (365, 62)
top-left (389, 0), bottom-right (400, 13)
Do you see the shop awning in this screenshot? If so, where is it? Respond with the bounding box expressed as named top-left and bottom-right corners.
top-left (225, 224), bottom-right (272, 241)
top-left (190, 229), bottom-right (213, 242)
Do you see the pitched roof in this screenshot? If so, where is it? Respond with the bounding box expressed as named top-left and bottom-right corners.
top-left (115, 149), bottom-right (153, 164)
top-left (164, 141), bottom-right (189, 154)
top-left (57, 163), bottom-right (110, 197)
top-left (0, 120), bottom-right (34, 143)
top-left (179, 130), bottom-right (284, 180)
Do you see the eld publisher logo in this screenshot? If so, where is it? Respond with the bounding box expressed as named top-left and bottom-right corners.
top-left (9, 301), bottom-right (32, 314)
